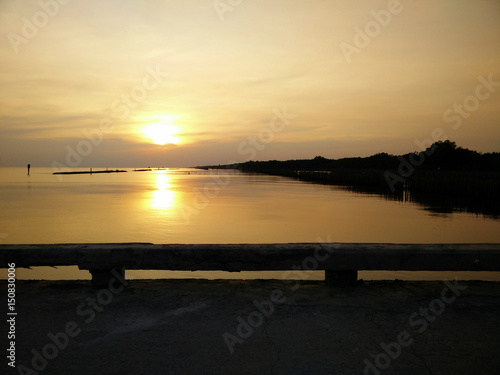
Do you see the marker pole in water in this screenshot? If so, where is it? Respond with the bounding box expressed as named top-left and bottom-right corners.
top-left (27, 164), bottom-right (30, 176)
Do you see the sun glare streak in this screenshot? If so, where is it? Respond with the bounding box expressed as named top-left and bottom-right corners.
top-left (150, 172), bottom-right (177, 210)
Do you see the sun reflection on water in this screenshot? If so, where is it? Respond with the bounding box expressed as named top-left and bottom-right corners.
top-left (150, 172), bottom-right (177, 210)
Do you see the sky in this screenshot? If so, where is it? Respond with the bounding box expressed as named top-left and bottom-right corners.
top-left (0, 0), bottom-right (499, 168)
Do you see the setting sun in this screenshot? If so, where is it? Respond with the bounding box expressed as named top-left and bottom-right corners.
top-left (143, 124), bottom-right (180, 145)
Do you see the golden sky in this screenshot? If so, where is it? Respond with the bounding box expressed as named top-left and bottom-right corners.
top-left (1, 0), bottom-right (499, 167)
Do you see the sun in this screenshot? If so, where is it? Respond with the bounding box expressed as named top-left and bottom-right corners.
top-left (143, 124), bottom-right (180, 145)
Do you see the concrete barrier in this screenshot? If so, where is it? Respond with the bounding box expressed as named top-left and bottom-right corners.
top-left (1, 243), bottom-right (499, 287)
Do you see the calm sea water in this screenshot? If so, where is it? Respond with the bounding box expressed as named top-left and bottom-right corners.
top-left (1, 167), bottom-right (499, 280)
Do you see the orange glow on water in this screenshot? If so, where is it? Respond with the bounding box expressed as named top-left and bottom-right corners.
top-left (150, 172), bottom-right (177, 210)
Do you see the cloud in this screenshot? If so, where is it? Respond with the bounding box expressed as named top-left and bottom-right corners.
top-left (0, 0), bottom-right (499, 167)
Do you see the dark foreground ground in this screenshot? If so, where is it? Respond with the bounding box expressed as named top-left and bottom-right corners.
top-left (3, 279), bottom-right (500, 375)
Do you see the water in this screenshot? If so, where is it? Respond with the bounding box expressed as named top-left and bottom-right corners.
top-left (1, 167), bottom-right (499, 280)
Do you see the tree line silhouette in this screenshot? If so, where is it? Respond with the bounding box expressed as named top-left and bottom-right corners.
top-left (201, 141), bottom-right (499, 218)
top-left (232, 141), bottom-right (499, 173)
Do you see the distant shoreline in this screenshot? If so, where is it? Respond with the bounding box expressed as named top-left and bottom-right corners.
top-left (196, 141), bottom-right (500, 218)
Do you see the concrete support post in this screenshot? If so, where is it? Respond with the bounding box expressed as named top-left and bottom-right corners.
top-left (325, 270), bottom-right (357, 287)
top-left (89, 268), bottom-right (125, 289)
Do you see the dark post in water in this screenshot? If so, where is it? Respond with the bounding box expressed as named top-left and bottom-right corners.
top-left (27, 163), bottom-right (30, 176)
